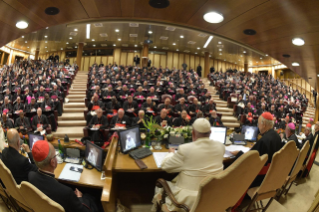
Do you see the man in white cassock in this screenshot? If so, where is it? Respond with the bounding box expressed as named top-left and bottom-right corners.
top-left (87, 149), bottom-right (97, 166)
top-left (151, 118), bottom-right (225, 211)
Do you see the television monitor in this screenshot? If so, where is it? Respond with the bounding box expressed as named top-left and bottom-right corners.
top-left (85, 142), bottom-right (103, 171)
top-left (118, 126), bottom-right (142, 154)
top-left (209, 127), bottom-right (227, 144)
top-left (28, 134), bottom-right (44, 150)
top-left (241, 125), bottom-right (259, 141)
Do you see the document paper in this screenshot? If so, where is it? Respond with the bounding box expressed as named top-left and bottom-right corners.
top-left (224, 145), bottom-right (250, 158)
top-left (58, 163), bottom-right (83, 182)
top-left (153, 152), bottom-right (169, 168)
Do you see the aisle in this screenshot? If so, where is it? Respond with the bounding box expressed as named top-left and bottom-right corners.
top-left (53, 71), bottom-right (88, 140)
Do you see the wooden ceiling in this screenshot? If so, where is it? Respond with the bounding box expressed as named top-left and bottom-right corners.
top-left (0, 0), bottom-right (318, 86)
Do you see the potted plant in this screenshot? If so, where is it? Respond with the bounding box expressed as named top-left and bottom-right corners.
top-left (142, 116), bottom-right (163, 148)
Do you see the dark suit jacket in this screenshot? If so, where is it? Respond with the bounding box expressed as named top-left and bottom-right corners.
top-left (28, 170), bottom-right (91, 212)
top-left (2, 147), bottom-right (38, 184)
top-left (110, 115), bottom-right (131, 128)
top-left (15, 117), bottom-right (31, 129)
top-left (302, 133), bottom-right (314, 157)
top-left (88, 115), bottom-right (108, 129)
top-left (123, 101), bottom-right (138, 113)
top-left (172, 117), bottom-right (190, 127)
top-left (31, 115), bottom-right (49, 130)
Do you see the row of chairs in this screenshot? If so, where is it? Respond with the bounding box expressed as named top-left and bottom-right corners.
top-left (155, 136), bottom-right (317, 212)
top-left (0, 160), bottom-right (64, 212)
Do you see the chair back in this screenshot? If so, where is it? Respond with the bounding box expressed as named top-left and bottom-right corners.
top-left (306, 134), bottom-right (318, 165)
top-left (191, 151), bottom-right (268, 212)
top-left (20, 181), bottom-right (65, 212)
top-left (257, 141), bottom-right (299, 196)
top-left (290, 140), bottom-right (310, 180)
top-left (0, 160), bottom-right (30, 208)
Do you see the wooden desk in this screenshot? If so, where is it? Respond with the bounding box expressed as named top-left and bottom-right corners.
top-left (114, 142), bottom-right (255, 172)
top-left (54, 162), bottom-right (105, 189)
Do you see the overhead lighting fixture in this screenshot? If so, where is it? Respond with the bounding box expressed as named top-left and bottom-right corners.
top-left (292, 38), bottom-right (305, 46)
top-left (134, 45), bottom-right (137, 47)
top-left (27, 46), bottom-right (29, 48)
top-left (45, 41), bottom-right (47, 43)
top-left (292, 62), bottom-right (300, 66)
top-left (16, 21), bottom-right (28, 29)
top-left (86, 24), bottom-right (91, 39)
top-left (113, 44), bottom-right (116, 46)
top-left (148, 31), bottom-right (153, 34)
top-left (195, 52), bottom-right (198, 54)
top-left (238, 59), bottom-right (240, 61)
top-left (197, 47), bottom-right (200, 50)
top-left (45, 46), bottom-right (47, 48)
top-left (265, 54), bottom-right (268, 56)
top-left (176, 49), bottom-right (179, 51)
top-left (203, 12), bottom-right (224, 23)
top-left (22, 36), bottom-right (24, 38)
top-left (260, 57), bottom-right (262, 59)
top-left (66, 42), bottom-right (69, 44)
top-left (180, 35), bottom-right (184, 38)
top-left (92, 39), bottom-right (95, 41)
top-left (69, 37), bottom-right (72, 39)
top-left (243, 51), bottom-right (246, 53)
top-left (46, 27), bottom-right (49, 29)
top-left (235, 62), bottom-right (237, 64)
top-left (219, 53), bottom-right (222, 55)
top-left (203, 35), bottom-right (213, 48)
top-left (25, 41), bottom-right (27, 43)
top-left (154, 46), bottom-right (157, 48)
top-left (317, 74), bottom-right (319, 77)
top-left (74, 28), bottom-right (78, 31)
top-left (118, 38), bottom-right (121, 41)
top-left (115, 29), bottom-right (119, 32)
top-left (46, 51), bottom-right (48, 52)
top-left (173, 43), bottom-right (176, 45)
top-left (75, 46), bottom-right (78, 48)
top-left (219, 49), bottom-right (222, 51)
top-left (240, 55), bottom-right (243, 57)
top-left (61, 48), bottom-right (63, 50)
top-left (224, 59), bottom-right (226, 61)
top-left (44, 35), bottom-right (47, 38)
top-left (93, 44), bottom-right (96, 47)
top-left (218, 41), bottom-right (222, 44)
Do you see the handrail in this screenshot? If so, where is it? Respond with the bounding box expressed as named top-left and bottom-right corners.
top-left (101, 136), bottom-right (118, 212)
top-left (281, 79), bottom-right (314, 107)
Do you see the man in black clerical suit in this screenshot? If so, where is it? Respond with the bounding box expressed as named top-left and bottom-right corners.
top-left (155, 109), bottom-right (171, 127)
top-left (209, 110), bottom-right (224, 127)
top-left (1, 113), bottom-right (14, 129)
top-left (110, 109), bottom-right (131, 128)
top-left (29, 141), bottom-right (99, 212)
top-left (123, 96), bottom-right (138, 116)
top-left (302, 123), bottom-right (314, 158)
top-left (1, 97), bottom-right (12, 115)
top-left (15, 110), bottom-right (31, 131)
top-left (230, 112), bottom-right (282, 188)
top-left (133, 55), bottom-right (140, 66)
top-left (173, 110), bottom-right (190, 127)
top-left (285, 122), bottom-right (300, 149)
top-left (142, 97), bottom-right (157, 115)
top-left (133, 110), bottom-right (148, 130)
top-left (31, 108), bottom-right (49, 132)
top-left (26, 97), bottom-right (38, 113)
top-left (2, 129), bottom-right (37, 184)
top-left (88, 108), bottom-right (108, 141)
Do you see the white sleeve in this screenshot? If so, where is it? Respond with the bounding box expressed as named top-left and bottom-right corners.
top-left (161, 149), bottom-right (185, 173)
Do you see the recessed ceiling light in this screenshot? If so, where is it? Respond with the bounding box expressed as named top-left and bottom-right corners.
top-left (46, 51), bottom-right (48, 52)
top-left (317, 74), bottom-right (319, 77)
top-left (66, 42), bottom-right (69, 44)
top-left (25, 41), bottom-right (27, 43)
top-left (44, 35), bottom-right (47, 38)
top-left (292, 38), bottom-right (305, 46)
top-left (21, 36), bottom-right (24, 38)
top-left (45, 41), bottom-right (47, 43)
top-left (154, 46), bottom-right (157, 48)
top-left (134, 45), bottom-right (137, 47)
top-left (69, 37), bottom-right (72, 39)
top-left (16, 21), bottom-right (28, 29)
top-left (256, 61), bottom-right (258, 63)
top-left (195, 52), bottom-right (198, 54)
top-left (61, 48), bottom-right (63, 50)
top-left (219, 49), bottom-right (222, 51)
top-left (118, 38), bottom-right (121, 41)
top-left (27, 46), bottom-right (29, 48)
top-left (238, 59), bottom-right (240, 61)
top-left (265, 54), bottom-right (268, 56)
top-left (93, 44), bottom-right (96, 47)
top-left (260, 57), bottom-right (262, 59)
top-left (113, 44), bottom-right (116, 46)
top-left (197, 47), bottom-right (200, 50)
top-left (148, 31), bottom-right (153, 34)
top-left (75, 46), bottom-right (77, 48)
top-left (74, 28), bottom-right (78, 31)
top-left (86, 24), bottom-right (91, 39)
top-left (235, 62), bottom-right (237, 64)
top-left (92, 39), bottom-right (95, 41)
top-left (219, 53), bottom-right (222, 55)
top-left (176, 49), bottom-right (179, 51)
top-left (243, 51), bottom-right (246, 53)
top-left (180, 35), bottom-right (184, 38)
top-left (224, 59), bottom-right (226, 61)
top-left (45, 46), bottom-right (47, 48)
top-left (115, 29), bottom-right (119, 32)
top-left (218, 41), bottom-right (222, 44)
top-left (173, 43), bottom-right (176, 45)
top-left (46, 27), bottom-right (49, 29)
top-left (292, 62), bottom-right (300, 66)
top-left (203, 12), bottom-right (224, 23)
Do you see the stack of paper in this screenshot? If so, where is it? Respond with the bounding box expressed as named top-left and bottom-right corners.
top-left (153, 152), bottom-right (169, 168)
top-left (224, 145), bottom-right (250, 158)
top-left (58, 163), bottom-right (83, 182)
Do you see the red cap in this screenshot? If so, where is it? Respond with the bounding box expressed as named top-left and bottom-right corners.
top-left (306, 123), bottom-right (312, 128)
top-left (261, 112), bottom-right (273, 121)
top-left (92, 105), bottom-right (100, 111)
top-left (32, 140), bottom-right (50, 162)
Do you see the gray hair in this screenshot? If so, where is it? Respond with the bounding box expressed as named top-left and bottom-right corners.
top-left (260, 116), bottom-right (274, 128)
top-left (34, 146), bottom-right (53, 169)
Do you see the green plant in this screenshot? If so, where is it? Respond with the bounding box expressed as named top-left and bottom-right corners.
top-left (142, 116), bottom-right (163, 137)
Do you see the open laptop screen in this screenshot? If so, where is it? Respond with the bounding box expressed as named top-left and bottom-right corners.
top-left (209, 127), bottom-right (227, 144)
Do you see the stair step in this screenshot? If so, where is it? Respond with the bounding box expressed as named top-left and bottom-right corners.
top-left (70, 88), bottom-right (87, 92)
top-left (224, 122), bottom-right (241, 128)
top-left (218, 111), bottom-right (233, 116)
top-left (54, 127), bottom-right (84, 138)
top-left (67, 98), bottom-right (86, 103)
top-left (68, 91), bottom-right (86, 95)
top-left (216, 107), bottom-right (233, 112)
top-left (64, 103), bottom-right (86, 108)
top-left (67, 94), bottom-right (86, 99)
top-left (221, 116), bottom-right (238, 122)
top-left (58, 120), bottom-right (86, 127)
top-left (63, 107), bottom-right (87, 112)
top-left (59, 113), bottom-right (84, 121)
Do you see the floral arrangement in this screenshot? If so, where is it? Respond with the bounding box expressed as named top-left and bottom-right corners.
top-left (159, 126), bottom-right (193, 142)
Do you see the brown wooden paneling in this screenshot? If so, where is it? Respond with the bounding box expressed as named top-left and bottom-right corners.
top-left (173, 53), bottom-right (179, 69)
top-left (120, 52), bottom-right (127, 66)
top-left (154, 54), bottom-right (160, 68)
top-left (160, 55), bottom-right (166, 67)
top-left (167, 52), bottom-right (173, 68)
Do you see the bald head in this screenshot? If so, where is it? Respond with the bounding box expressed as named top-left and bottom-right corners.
top-left (7, 129), bottom-right (20, 149)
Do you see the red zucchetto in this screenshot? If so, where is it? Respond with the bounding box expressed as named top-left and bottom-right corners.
top-left (261, 112), bottom-right (273, 121)
top-left (32, 140), bottom-right (50, 162)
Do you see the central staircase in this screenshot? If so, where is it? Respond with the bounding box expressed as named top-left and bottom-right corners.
top-left (53, 71), bottom-right (88, 140)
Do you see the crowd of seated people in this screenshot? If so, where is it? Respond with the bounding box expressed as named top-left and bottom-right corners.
top-left (209, 71), bottom-right (308, 131)
top-left (84, 62), bottom-right (224, 142)
top-left (0, 58), bottom-right (76, 134)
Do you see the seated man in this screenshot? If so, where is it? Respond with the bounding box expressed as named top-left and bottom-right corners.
top-left (155, 109), bottom-right (171, 127)
top-left (134, 86), bottom-right (146, 99)
top-left (174, 97), bottom-right (187, 115)
top-left (31, 108), bottom-right (49, 133)
top-left (301, 123), bottom-right (314, 159)
top-left (2, 129), bottom-right (37, 184)
top-left (133, 110), bottom-right (148, 130)
top-left (26, 97), bottom-right (38, 113)
top-left (204, 99), bottom-right (217, 114)
top-left (1, 113), bottom-right (14, 129)
top-left (13, 96), bottom-right (25, 113)
top-left (41, 93), bottom-right (55, 112)
top-left (123, 96), bottom-right (138, 116)
top-left (230, 112), bottom-right (282, 188)
top-left (86, 94), bottom-right (104, 124)
top-left (15, 110), bottom-right (31, 132)
top-left (285, 122), bottom-right (300, 149)
top-left (175, 88), bottom-right (186, 102)
top-left (209, 110), bottom-right (224, 127)
top-left (173, 110), bottom-right (191, 127)
top-left (257, 103), bottom-right (267, 116)
top-left (110, 109), bottom-right (131, 129)
top-left (88, 108), bottom-right (108, 141)
top-left (142, 97), bottom-right (157, 115)
top-left (190, 111), bottom-right (204, 125)
top-left (1, 97), bottom-right (12, 115)
top-left (188, 98), bottom-right (202, 116)
top-left (158, 98), bottom-right (173, 115)
top-left (151, 118), bottom-right (225, 211)
top-left (29, 140), bottom-right (99, 212)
